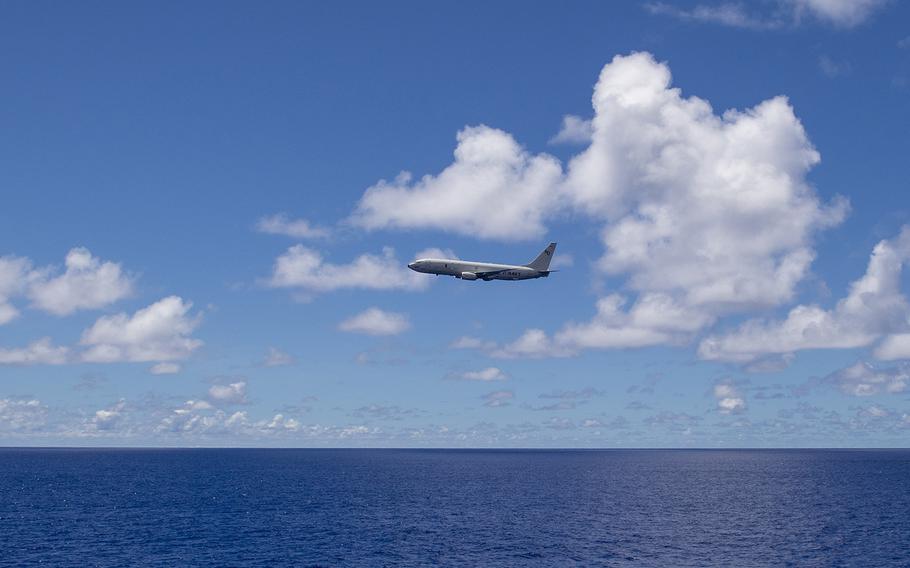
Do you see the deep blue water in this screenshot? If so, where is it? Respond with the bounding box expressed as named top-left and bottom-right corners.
top-left (1, 449), bottom-right (909, 567)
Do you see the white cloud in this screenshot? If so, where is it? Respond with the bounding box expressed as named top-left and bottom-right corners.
top-left (260, 414), bottom-right (301, 432)
top-left (549, 115), bottom-right (593, 145)
top-left (157, 400), bottom-right (305, 436)
top-left (413, 248), bottom-right (458, 261)
top-left (89, 400), bottom-right (126, 431)
top-left (208, 381), bottom-right (248, 404)
top-left (414, 52), bottom-right (844, 359)
top-left (450, 336), bottom-right (495, 350)
top-left (859, 404), bottom-right (890, 418)
top-left (568, 53), bottom-right (844, 313)
top-left (490, 329), bottom-right (569, 359)
top-left (457, 367), bottom-right (507, 381)
top-left (350, 125), bottom-right (563, 241)
top-left (0, 255), bottom-right (32, 325)
top-left (824, 362), bottom-right (909, 396)
top-left (479, 293), bottom-right (713, 358)
top-left (149, 362), bottom-right (181, 375)
top-left (714, 382), bottom-right (746, 414)
top-left (550, 253), bottom-right (574, 269)
top-left (646, 0), bottom-right (886, 29)
top-left (874, 333), bottom-right (910, 361)
top-left (0, 298), bottom-right (202, 368)
top-left (699, 228), bottom-right (910, 362)
top-left (80, 296), bottom-right (203, 363)
top-left (554, 293), bottom-right (714, 352)
top-left (645, 2), bottom-right (780, 29)
top-left (0, 303), bottom-right (18, 326)
top-left (1, 248), bottom-right (133, 323)
top-left (482, 390), bottom-right (514, 407)
top-left (0, 338), bottom-right (69, 365)
top-left (157, 400), bottom-right (229, 434)
top-left (0, 398), bottom-right (48, 432)
top-left (27, 248), bottom-right (133, 316)
top-left (263, 347), bottom-right (295, 367)
top-left (791, 0), bottom-right (887, 27)
top-left (268, 245), bottom-right (429, 294)
top-left (256, 214), bottom-right (329, 239)
top-left (339, 308), bottom-right (410, 336)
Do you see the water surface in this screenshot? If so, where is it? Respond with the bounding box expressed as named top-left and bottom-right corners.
top-left (1, 449), bottom-right (908, 566)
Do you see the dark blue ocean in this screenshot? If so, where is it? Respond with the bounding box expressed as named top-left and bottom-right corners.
top-left (1, 449), bottom-right (909, 567)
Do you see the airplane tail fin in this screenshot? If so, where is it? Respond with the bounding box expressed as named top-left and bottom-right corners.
top-left (526, 242), bottom-right (557, 271)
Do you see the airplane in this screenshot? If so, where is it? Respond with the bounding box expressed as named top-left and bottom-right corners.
top-left (407, 243), bottom-right (557, 281)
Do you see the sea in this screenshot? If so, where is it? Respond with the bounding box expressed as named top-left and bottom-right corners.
top-left (0, 448), bottom-right (908, 567)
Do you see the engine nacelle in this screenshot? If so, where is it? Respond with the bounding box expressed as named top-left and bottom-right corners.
top-left (460, 272), bottom-right (478, 281)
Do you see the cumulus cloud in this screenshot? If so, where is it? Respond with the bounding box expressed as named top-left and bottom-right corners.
top-left (256, 214), bottom-right (329, 239)
top-left (157, 400), bottom-right (235, 433)
top-left (260, 413), bottom-right (301, 432)
top-left (0, 256), bottom-right (32, 325)
top-left (1, 248), bottom-right (133, 323)
top-left (555, 294), bottom-right (715, 352)
top-left (824, 362), bottom-right (909, 396)
top-left (268, 245), bottom-right (429, 295)
top-left (27, 248), bottom-right (133, 316)
top-left (0, 398), bottom-right (48, 432)
top-left (89, 400), bottom-right (126, 431)
top-left (339, 308), bottom-right (410, 336)
top-left (549, 115), bottom-right (593, 145)
top-left (263, 347), bottom-right (295, 367)
top-left (208, 381), bottom-right (248, 404)
top-left (455, 367), bottom-right (507, 381)
top-left (486, 329), bottom-right (565, 359)
top-left (350, 125), bottom-right (562, 241)
top-left (569, 53), bottom-right (845, 312)
top-left (0, 338), bottom-right (69, 365)
top-left (471, 294), bottom-right (713, 358)
top-left (714, 382), bottom-right (746, 414)
top-left (699, 228), bottom-right (910, 362)
top-left (157, 399), bottom-right (305, 436)
top-left (874, 333), bottom-right (910, 361)
top-left (80, 296), bottom-right (203, 363)
top-left (412, 52), bottom-right (844, 359)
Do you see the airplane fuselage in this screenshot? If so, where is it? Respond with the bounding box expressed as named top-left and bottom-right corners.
top-left (407, 259), bottom-right (546, 281)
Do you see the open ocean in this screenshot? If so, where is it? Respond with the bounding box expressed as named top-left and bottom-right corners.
top-left (1, 449), bottom-right (908, 567)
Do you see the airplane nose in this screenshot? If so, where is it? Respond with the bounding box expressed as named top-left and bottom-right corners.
top-left (408, 262), bottom-right (416, 270)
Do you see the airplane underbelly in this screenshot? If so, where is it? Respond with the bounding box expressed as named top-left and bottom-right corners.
top-left (494, 271), bottom-right (532, 280)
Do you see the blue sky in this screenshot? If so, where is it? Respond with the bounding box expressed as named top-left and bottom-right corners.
top-left (1, 0), bottom-right (909, 447)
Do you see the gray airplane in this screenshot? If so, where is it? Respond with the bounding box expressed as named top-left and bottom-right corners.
top-left (407, 243), bottom-right (557, 281)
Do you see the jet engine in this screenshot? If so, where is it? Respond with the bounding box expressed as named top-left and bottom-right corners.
top-left (460, 272), bottom-right (478, 281)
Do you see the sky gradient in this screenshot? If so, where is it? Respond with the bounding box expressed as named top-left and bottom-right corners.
top-left (2, 0), bottom-right (910, 447)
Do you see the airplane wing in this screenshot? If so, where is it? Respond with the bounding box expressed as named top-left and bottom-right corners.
top-left (472, 269), bottom-right (510, 280)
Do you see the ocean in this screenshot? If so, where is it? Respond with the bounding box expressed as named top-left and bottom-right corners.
top-left (1, 448), bottom-right (908, 566)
